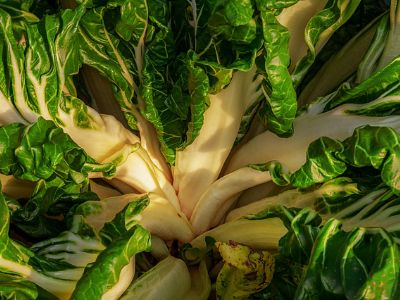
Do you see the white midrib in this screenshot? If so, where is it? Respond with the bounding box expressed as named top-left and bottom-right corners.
top-left (8, 40), bottom-right (37, 123)
top-left (26, 51), bottom-right (52, 120)
top-left (0, 256), bottom-right (76, 300)
top-left (104, 26), bottom-right (134, 88)
top-left (0, 89), bottom-right (26, 124)
top-left (101, 258), bottom-right (135, 300)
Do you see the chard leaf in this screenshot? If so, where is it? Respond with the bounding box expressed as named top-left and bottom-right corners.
top-left (24, 5), bottom-right (85, 123)
top-left (71, 225), bottom-right (151, 299)
top-left (355, 13), bottom-right (390, 83)
top-left (292, 126), bottom-right (400, 193)
top-left (99, 196), bottom-right (150, 244)
top-left (0, 2), bottom-right (39, 21)
top-left (207, 0), bottom-right (256, 45)
top-left (0, 7), bottom-right (35, 123)
top-left (179, 0), bottom-right (261, 73)
top-left (297, 1), bottom-right (389, 104)
top-left (0, 4), bottom-right (85, 125)
top-left (249, 160), bottom-right (291, 186)
top-left (292, 0), bottom-right (362, 88)
top-left (249, 207), bottom-right (319, 299)
top-left (0, 1), bottom-right (60, 17)
top-left (0, 186), bottom-right (79, 299)
top-left (141, 50), bottom-right (208, 164)
top-left (338, 126), bottom-right (400, 191)
top-left (0, 273), bottom-right (57, 300)
top-left (32, 192), bottom-right (151, 272)
top-left (291, 137), bottom-right (346, 187)
top-left (0, 118), bottom-right (115, 238)
top-left (250, 256), bottom-right (303, 300)
top-left (345, 93), bottom-right (400, 116)
top-left (77, 5), bottom-right (138, 129)
top-left (109, 0), bottom-right (148, 43)
top-left (339, 125), bottom-right (400, 168)
top-left (326, 57), bottom-right (400, 109)
top-left (277, 208), bottom-right (322, 265)
top-left (253, 208), bottom-right (400, 299)
top-left (376, 0), bottom-right (400, 70)
top-left (32, 190), bottom-right (152, 298)
top-left (295, 219), bottom-right (400, 299)
top-left (0, 185), bottom-right (33, 269)
top-left (256, 6), bottom-right (297, 135)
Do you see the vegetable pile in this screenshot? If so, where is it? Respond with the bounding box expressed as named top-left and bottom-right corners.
top-left (0, 0), bottom-right (399, 298)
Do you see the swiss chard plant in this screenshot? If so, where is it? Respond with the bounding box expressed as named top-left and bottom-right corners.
top-left (0, 0), bottom-right (399, 299)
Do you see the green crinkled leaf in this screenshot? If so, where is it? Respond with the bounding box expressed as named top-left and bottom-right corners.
top-left (77, 5), bottom-right (138, 129)
top-left (142, 51), bottom-right (209, 164)
top-left (312, 177), bottom-right (365, 214)
top-left (108, 1), bottom-right (209, 164)
top-left (0, 182), bottom-right (152, 300)
top-left (355, 13), bottom-right (390, 83)
top-left (0, 0), bottom-right (60, 18)
top-left (249, 160), bottom-right (291, 186)
top-left (295, 219), bottom-right (400, 299)
top-left (297, 1), bottom-right (389, 101)
top-left (31, 195), bottom-right (149, 271)
top-left (75, 0), bottom-right (263, 166)
top-left (0, 3), bottom-right (90, 129)
top-left (250, 256), bottom-right (303, 300)
top-left (0, 1), bottom-right (39, 21)
top-left (339, 126), bottom-right (400, 192)
top-left (0, 118), bottom-right (115, 238)
top-left (99, 195), bottom-right (149, 244)
top-left (291, 126), bottom-right (400, 194)
top-left (257, 8), bottom-right (297, 135)
top-left (109, 0), bottom-right (148, 42)
top-left (0, 123), bottom-right (24, 174)
top-left (0, 7), bottom-right (35, 119)
top-left (176, 1), bottom-right (261, 83)
top-left (224, 0), bottom-right (254, 27)
top-left (325, 57), bottom-right (400, 109)
top-left (0, 193), bottom-right (75, 299)
top-left (255, 0), bottom-right (298, 11)
top-left (278, 208), bottom-right (322, 265)
top-left (24, 5), bottom-right (85, 123)
top-left (345, 93), bottom-right (400, 117)
top-left (253, 203), bottom-right (400, 299)
top-left (0, 273), bottom-right (57, 300)
top-left (291, 137), bottom-right (346, 188)
top-left (291, 0), bottom-right (362, 88)
top-left (339, 126), bottom-right (400, 168)
top-left (0, 188), bottom-right (42, 280)
top-left (71, 225), bottom-right (151, 299)
top-left (250, 207), bottom-right (319, 299)
top-left (184, 0), bottom-right (261, 70)
top-left (208, 0), bottom-right (257, 44)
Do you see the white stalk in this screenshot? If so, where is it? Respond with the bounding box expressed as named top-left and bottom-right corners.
top-left (84, 193), bottom-right (193, 243)
top-left (226, 101), bottom-right (400, 173)
top-left (101, 258), bottom-right (135, 300)
top-left (277, 0), bottom-right (328, 71)
top-left (191, 218), bottom-right (287, 250)
top-left (190, 167), bottom-right (271, 235)
top-left (174, 68), bottom-right (263, 217)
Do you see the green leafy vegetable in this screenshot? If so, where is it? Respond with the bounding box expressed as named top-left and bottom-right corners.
top-left (0, 0), bottom-right (399, 299)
